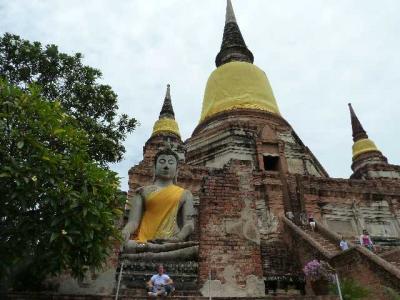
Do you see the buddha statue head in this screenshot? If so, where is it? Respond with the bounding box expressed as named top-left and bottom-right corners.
top-left (153, 148), bottom-right (180, 183)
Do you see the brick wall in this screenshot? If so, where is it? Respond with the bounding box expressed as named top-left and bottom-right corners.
top-left (331, 248), bottom-right (398, 300)
top-left (294, 176), bottom-right (400, 237)
top-left (198, 161), bottom-right (263, 286)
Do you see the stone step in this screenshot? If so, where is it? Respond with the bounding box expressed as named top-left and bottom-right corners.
top-left (301, 230), bottom-right (341, 256)
top-left (6, 293), bottom-right (340, 300)
top-left (117, 260), bottom-right (198, 290)
top-left (117, 288), bottom-right (199, 297)
top-left (265, 288), bottom-right (302, 296)
top-left (377, 246), bottom-right (400, 269)
top-left (388, 261), bottom-right (400, 268)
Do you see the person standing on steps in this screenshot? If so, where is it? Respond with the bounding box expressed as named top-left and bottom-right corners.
top-left (360, 229), bottom-right (374, 251)
top-left (308, 213), bottom-right (316, 232)
top-left (339, 236), bottom-right (349, 251)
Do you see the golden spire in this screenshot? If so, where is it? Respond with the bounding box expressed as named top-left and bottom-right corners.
top-left (348, 103), bottom-right (380, 160)
top-left (199, 1), bottom-right (280, 123)
top-left (151, 84), bottom-right (181, 138)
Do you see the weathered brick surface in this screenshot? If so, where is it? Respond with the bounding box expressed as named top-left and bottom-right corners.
top-left (198, 161), bottom-right (263, 286)
top-left (331, 248), bottom-right (398, 300)
top-left (380, 247), bottom-right (400, 267)
top-left (45, 106), bottom-right (399, 298)
top-left (283, 217), bottom-right (400, 299)
top-left (186, 109), bottom-right (327, 178)
top-left (295, 175), bottom-right (400, 241)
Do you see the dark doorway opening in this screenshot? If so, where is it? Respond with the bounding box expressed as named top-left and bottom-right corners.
top-left (263, 155), bottom-right (280, 171)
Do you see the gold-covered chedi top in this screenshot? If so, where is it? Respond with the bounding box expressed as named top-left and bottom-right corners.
top-left (151, 84), bottom-right (181, 138)
top-left (348, 103), bottom-right (380, 160)
top-left (200, 61), bottom-right (280, 122)
top-left (152, 118), bottom-right (180, 138)
top-left (352, 138), bottom-right (379, 159)
top-left (199, 0), bottom-right (280, 122)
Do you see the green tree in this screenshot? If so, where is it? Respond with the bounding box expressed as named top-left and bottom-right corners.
top-left (0, 33), bottom-right (137, 165)
top-left (0, 80), bottom-right (125, 290)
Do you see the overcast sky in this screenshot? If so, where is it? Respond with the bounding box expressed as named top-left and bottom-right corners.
top-left (1, 0), bottom-right (399, 190)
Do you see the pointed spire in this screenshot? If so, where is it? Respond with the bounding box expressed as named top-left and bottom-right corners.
top-left (225, 0), bottom-right (237, 23)
top-left (348, 103), bottom-right (368, 142)
top-left (165, 83), bottom-right (171, 99)
top-left (215, 0), bottom-right (254, 67)
top-left (159, 84), bottom-right (175, 119)
top-left (152, 84), bottom-right (181, 138)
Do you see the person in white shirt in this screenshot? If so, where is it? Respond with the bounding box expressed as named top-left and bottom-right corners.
top-left (147, 265), bottom-right (174, 297)
top-left (308, 213), bottom-right (316, 231)
top-left (339, 236), bottom-right (349, 251)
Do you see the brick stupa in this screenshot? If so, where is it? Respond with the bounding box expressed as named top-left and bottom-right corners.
top-left (33, 1), bottom-right (400, 299)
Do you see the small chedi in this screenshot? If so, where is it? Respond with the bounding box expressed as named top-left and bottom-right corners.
top-left (46, 1), bottom-right (400, 299)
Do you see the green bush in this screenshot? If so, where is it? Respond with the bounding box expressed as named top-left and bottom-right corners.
top-left (384, 286), bottom-right (400, 300)
top-left (330, 277), bottom-right (370, 300)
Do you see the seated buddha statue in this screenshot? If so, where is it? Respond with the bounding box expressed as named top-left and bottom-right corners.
top-left (121, 148), bottom-right (198, 261)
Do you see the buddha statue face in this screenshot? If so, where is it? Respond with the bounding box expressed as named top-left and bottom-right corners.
top-left (155, 154), bottom-right (178, 180)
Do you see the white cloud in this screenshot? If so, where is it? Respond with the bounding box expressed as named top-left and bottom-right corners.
top-left (1, 0), bottom-right (399, 189)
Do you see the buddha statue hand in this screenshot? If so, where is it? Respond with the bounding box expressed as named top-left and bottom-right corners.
top-left (121, 228), bottom-right (130, 243)
top-left (121, 222), bottom-right (137, 247)
top-left (148, 237), bottom-right (181, 244)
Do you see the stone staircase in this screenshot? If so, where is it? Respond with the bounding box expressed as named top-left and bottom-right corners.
top-left (301, 228), bottom-right (341, 257)
top-left (283, 216), bottom-right (400, 298)
top-left (379, 247), bottom-right (400, 270)
top-left (302, 224), bottom-right (400, 272)
top-left (283, 217), bottom-right (344, 261)
top-left (389, 259), bottom-right (400, 269)
top-left (348, 236), bottom-right (400, 271)
top-left (284, 216), bottom-right (400, 270)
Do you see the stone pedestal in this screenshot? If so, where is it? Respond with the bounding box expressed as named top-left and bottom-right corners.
top-left (116, 260), bottom-right (198, 291)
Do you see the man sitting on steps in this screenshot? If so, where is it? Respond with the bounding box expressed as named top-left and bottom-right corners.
top-left (147, 265), bottom-right (175, 297)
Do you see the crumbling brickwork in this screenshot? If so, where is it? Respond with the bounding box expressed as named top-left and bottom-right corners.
top-left (295, 176), bottom-right (400, 242)
top-left (197, 161), bottom-right (264, 295)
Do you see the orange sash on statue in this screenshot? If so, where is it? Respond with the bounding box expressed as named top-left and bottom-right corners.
top-left (135, 184), bottom-right (184, 243)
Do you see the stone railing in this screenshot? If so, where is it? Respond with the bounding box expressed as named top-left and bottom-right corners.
top-left (314, 221), bottom-right (400, 279)
top-left (314, 222), bottom-right (350, 247)
top-left (283, 216), bottom-right (400, 294)
top-left (282, 216), bottom-right (335, 260)
top-left (346, 243), bottom-right (400, 277)
top-left (380, 247), bottom-right (400, 261)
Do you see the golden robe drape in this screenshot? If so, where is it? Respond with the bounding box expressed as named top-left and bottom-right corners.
top-left (135, 184), bottom-right (184, 243)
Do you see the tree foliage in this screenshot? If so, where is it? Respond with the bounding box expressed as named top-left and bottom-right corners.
top-left (0, 33), bottom-right (137, 165)
top-left (0, 80), bottom-right (125, 290)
